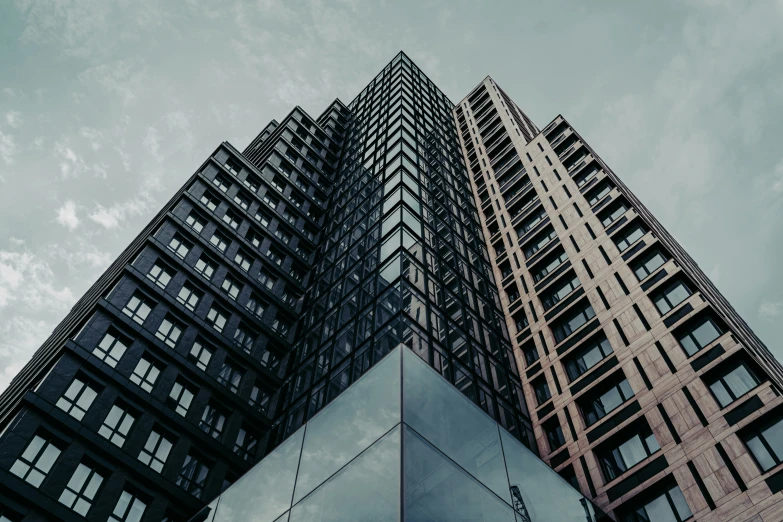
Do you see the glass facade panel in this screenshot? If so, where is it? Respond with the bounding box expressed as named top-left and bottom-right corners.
top-left (292, 347), bottom-right (401, 503)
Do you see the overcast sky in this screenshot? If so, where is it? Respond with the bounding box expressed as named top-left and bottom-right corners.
top-left (1, 0), bottom-right (782, 392)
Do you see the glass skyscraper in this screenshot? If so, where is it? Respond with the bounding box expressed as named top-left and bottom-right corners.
top-left (1, 51), bottom-right (782, 522)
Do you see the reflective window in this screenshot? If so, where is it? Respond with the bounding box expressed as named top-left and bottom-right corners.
top-left (109, 490), bottom-right (146, 522)
top-left (122, 293), bottom-right (153, 325)
top-left (677, 316), bottom-right (722, 356)
top-left (563, 336), bottom-right (613, 382)
top-left (651, 279), bottom-right (691, 315)
top-left (707, 361), bottom-right (760, 408)
top-left (130, 356), bottom-right (160, 393)
top-left (93, 328), bottom-right (129, 367)
top-left (56, 377), bottom-right (98, 421)
top-left (99, 404), bottom-right (135, 447)
top-left (177, 454), bottom-right (210, 498)
top-left (58, 462), bottom-right (103, 516)
top-left (10, 434), bottom-right (61, 487)
top-left (138, 429), bottom-right (172, 472)
top-left (632, 248), bottom-right (667, 280)
top-left (743, 415), bottom-right (783, 472)
top-left (622, 484), bottom-right (692, 522)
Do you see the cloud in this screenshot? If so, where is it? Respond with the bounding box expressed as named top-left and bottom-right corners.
top-left (55, 200), bottom-right (80, 230)
top-left (78, 59), bottom-right (148, 105)
top-left (54, 141), bottom-right (85, 179)
top-left (88, 192), bottom-right (154, 229)
top-left (759, 299), bottom-right (783, 320)
top-left (5, 111), bottom-right (23, 128)
top-left (0, 316), bottom-right (51, 393)
top-left (0, 128), bottom-right (17, 165)
top-left (771, 158), bottom-right (783, 193)
top-left (143, 125), bottom-right (162, 161)
top-left (0, 248), bottom-right (75, 312)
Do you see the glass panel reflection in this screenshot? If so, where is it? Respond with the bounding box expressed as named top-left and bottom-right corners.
top-left (499, 428), bottom-right (589, 522)
top-left (293, 347), bottom-right (401, 503)
top-left (402, 347), bottom-right (511, 504)
top-left (212, 427), bottom-right (305, 522)
top-left (404, 426), bottom-right (516, 522)
top-left (289, 426), bottom-right (400, 522)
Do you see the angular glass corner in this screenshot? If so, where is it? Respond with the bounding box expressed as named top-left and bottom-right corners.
top-left (204, 346), bottom-right (601, 522)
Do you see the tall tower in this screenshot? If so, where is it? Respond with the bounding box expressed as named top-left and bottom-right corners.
top-left (455, 76), bottom-right (783, 521)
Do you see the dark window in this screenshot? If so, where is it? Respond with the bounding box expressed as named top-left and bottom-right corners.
top-left (743, 414), bottom-right (783, 472)
top-left (579, 374), bottom-right (635, 427)
top-left (707, 360), bottom-right (761, 408)
top-left (543, 418), bottom-right (565, 451)
top-left (167, 380), bottom-right (195, 416)
top-left (98, 404), bottom-right (135, 447)
top-left (531, 248), bottom-right (569, 283)
top-left (234, 250), bottom-right (253, 272)
top-left (109, 490), bottom-right (147, 522)
top-left (233, 324), bottom-right (256, 354)
top-left (9, 434), bottom-right (61, 487)
top-left (222, 210), bottom-right (240, 230)
top-left (177, 454), bottom-right (210, 498)
top-left (631, 247), bottom-right (667, 280)
top-left (621, 484), bottom-right (693, 522)
top-left (551, 301), bottom-right (595, 343)
top-left (598, 424), bottom-right (660, 481)
top-left (651, 278), bottom-right (691, 315)
top-left (58, 462), bottom-right (104, 516)
top-left (532, 375), bottom-right (551, 405)
top-left (522, 341), bottom-right (539, 366)
top-left (56, 377), bottom-right (98, 421)
top-left (614, 222), bottom-right (646, 252)
top-left (218, 360), bottom-right (243, 393)
top-left (200, 191), bottom-right (219, 212)
top-left (188, 340), bottom-right (213, 371)
top-left (247, 294), bottom-right (267, 318)
top-left (206, 305), bottom-right (228, 333)
top-left (234, 426), bottom-right (259, 462)
top-left (233, 192), bottom-right (250, 210)
top-left (540, 273), bottom-right (580, 310)
top-left (212, 174), bottom-right (230, 192)
top-left (199, 403), bottom-right (227, 439)
top-left (677, 315), bottom-right (723, 356)
top-left (523, 226), bottom-right (557, 259)
top-left (563, 335), bottom-right (613, 382)
top-left (586, 180), bottom-right (613, 206)
top-left (516, 206), bottom-right (547, 237)
top-left (600, 199), bottom-right (629, 227)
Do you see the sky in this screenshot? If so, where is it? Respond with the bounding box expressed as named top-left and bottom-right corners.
top-left (0, 0), bottom-right (782, 392)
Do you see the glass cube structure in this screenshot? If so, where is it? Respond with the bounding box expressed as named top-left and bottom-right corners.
top-left (196, 346), bottom-right (601, 522)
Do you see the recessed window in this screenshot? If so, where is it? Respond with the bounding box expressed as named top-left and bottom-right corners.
top-left (58, 462), bottom-right (104, 516)
top-left (266, 247), bottom-right (284, 266)
top-left (651, 279), bottom-right (692, 315)
top-left (194, 255), bottom-right (217, 281)
top-left (233, 324), bottom-right (256, 354)
top-left (244, 175), bottom-right (260, 193)
top-left (262, 193), bottom-right (278, 209)
top-left (122, 293), bottom-right (153, 325)
top-left (540, 273), bottom-right (580, 311)
top-left (199, 403), bottom-right (227, 439)
top-left (271, 175), bottom-right (286, 192)
top-left (271, 317), bottom-right (292, 336)
top-left (597, 424), bottom-right (660, 481)
top-left (177, 454), bottom-right (210, 498)
top-left (706, 360), bottom-right (761, 408)
top-left (614, 221), bottom-right (646, 252)
top-left (138, 429), bottom-right (173, 473)
top-left (275, 227), bottom-right (292, 244)
top-left (168, 234), bottom-right (191, 259)
top-left (622, 483), bottom-right (693, 522)
top-left (10, 434), bottom-right (61, 487)
top-left (188, 340), bottom-right (213, 371)
top-left (212, 174), bottom-right (230, 192)
top-left (98, 404), bottom-right (135, 447)
top-left (521, 341), bottom-right (538, 366)
top-left (255, 210), bottom-right (271, 227)
top-left (543, 418), bottom-right (565, 452)
top-left (676, 315), bottom-right (723, 357)
top-left (56, 377), bottom-right (98, 421)
top-left (532, 375), bottom-right (551, 405)
top-left (200, 191), bottom-right (219, 212)
top-left (155, 315), bottom-right (183, 348)
top-left (222, 210), bottom-right (240, 230)
top-left (109, 490), bottom-right (147, 522)
top-left (563, 335), bottom-right (613, 382)
top-left (258, 270), bottom-right (276, 290)
top-left (225, 157), bottom-right (241, 175)
top-left (206, 305), bottom-right (228, 333)
top-left (217, 360), bottom-right (243, 393)
top-left (523, 226), bottom-right (557, 259)
top-left (579, 374), bottom-right (635, 427)
top-left (146, 262), bottom-right (173, 289)
top-left (551, 301), bottom-right (595, 343)
top-left (234, 425), bottom-right (259, 462)
top-left (234, 250), bottom-right (252, 272)
top-left (93, 328), bottom-right (129, 367)
top-left (185, 212), bottom-right (206, 233)
top-left (631, 247), bottom-right (667, 280)
top-left (246, 294), bottom-right (267, 318)
top-left (586, 180), bottom-right (613, 206)
top-left (221, 275), bottom-right (241, 300)
top-left (167, 380), bottom-right (195, 417)
top-left (176, 281), bottom-right (202, 311)
top-left (600, 199), bottom-right (629, 227)
top-left (130, 356), bottom-right (160, 393)
top-left (743, 414), bottom-right (783, 472)
top-left (233, 192), bottom-right (250, 210)
top-left (531, 248), bottom-right (569, 283)
top-left (249, 385), bottom-right (271, 414)
top-left (210, 231), bottom-right (229, 253)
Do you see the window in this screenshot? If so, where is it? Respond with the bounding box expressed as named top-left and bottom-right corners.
top-left (109, 490), bottom-right (146, 522)
top-left (155, 315), bottom-right (183, 348)
top-left (580, 375), bottom-right (635, 427)
top-left (707, 360), bottom-right (761, 408)
top-left (168, 234), bottom-right (191, 259)
top-left (651, 279), bottom-right (691, 315)
top-left (194, 255), bottom-right (217, 280)
top-left (176, 281), bottom-right (202, 311)
top-left (516, 206), bottom-right (547, 237)
top-left (99, 404), bottom-right (135, 447)
top-left (532, 248), bottom-right (569, 283)
top-left (598, 425), bottom-right (660, 481)
top-left (138, 429), bottom-right (173, 472)
top-left (262, 193), bottom-right (278, 209)
top-left (563, 336), bottom-right (613, 382)
top-left (574, 166), bottom-right (598, 188)
top-left (212, 174), bottom-right (230, 192)
top-left (234, 426), bottom-right (259, 461)
top-left (93, 328), bottom-right (129, 367)
top-left (10, 434), bottom-right (61, 487)
top-left (234, 250), bottom-right (252, 272)
top-left (600, 199), bottom-right (629, 227)
top-left (255, 210), bottom-right (271, 227)
top-left (122, 293), bottom-right (153, 325)
top-left (266, 247), bottom-right (284, 266)
top-left (632, 248), bottom-right (667, 280)
top-left (185, 212), bottom-right (206, 233)
top-left (206, 305), bottom-right (228, 333)
top-left (246, 294), bottom-right (267, 318)
top-left (249, 385), bottom-right (271, 414)
top-left (540, 273), bottom-right (580, 310)
top-left (586, 180), bottom-right (613, 206)
top-left (222, 210), bottom-right (240, 230)
top-left (221, 275), bottom-right (241, 300)
top-left (677, 315), bottom-right (722, 356)
top-left (225, 157), bottom-right (241, 175)
top-left (218, 360), bottom-right (243, 393)
top-left (247, 229), bottom-right (264, 250)
top-left (271, 317), bottom-right (292, 337)
top-left (233, 192), bottom-right (250, 210)
top-left (199, 403), bottom-right (227, 439)
top-left (258, 270), bottom-right (276, 290)
top-left (271, 175), bottom-right (286, 192)
top-left (58, 462), bottom-right (103, 516)
top-left (743, 415), bottom-right (783, 472)
top-left (282, 209), bottom-right (296, 225)
top-left (275, 227), bottom-right (292, 244)
top-left (614, 222), bottom-right (646, 252)
top-left (200, 191), bottom-right (219, 212)
top-left (523, 226), bottom-right (557, 259)
top-left (167, 380), bottom-right (195, 416)
top-left (130, 357), bottom-right (160, 393)
top-left (551, 301), bottom-right (595, 343)
top-left (177, 454), bottom-right (210, 498)
top-left (188, 340), bottom-right (213, 371)
top-left (532, 375), bottom-right (551, 405)
top-left (622, 484), bottom-right (693, 522)
top-left (244, 174), bottom-right (260, 193)
top-left (56, 377), bottom-right (98, 421)
top-left (521, 341), bottom-right (539, 366)
top-left (210, 231), bottom-right (229, 252)
top-left (146, 262), bottom-right (173, 289)
top-left (233, 324), bottom-right (256, 354)
top-left (543, 418), bottom-right (565, 451)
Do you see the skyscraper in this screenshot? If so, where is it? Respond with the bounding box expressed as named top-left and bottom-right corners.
top-left (0, 51), bottom-right (781, 522)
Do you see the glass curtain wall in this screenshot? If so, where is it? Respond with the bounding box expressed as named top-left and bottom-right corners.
top-left (269, 52), bottom-right (534, 453)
